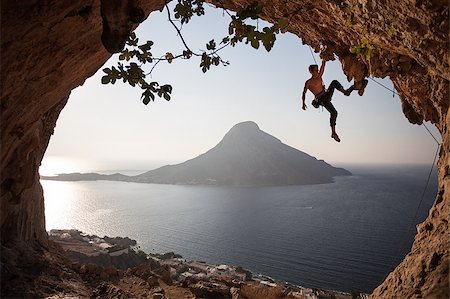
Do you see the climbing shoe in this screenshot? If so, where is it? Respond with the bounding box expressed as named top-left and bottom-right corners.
top-left (358, 79), bottom-right (369, 96)
top-left (344, 87), bottom-right (354, 96)
top-left (331, 134), bottom-right (341, 142)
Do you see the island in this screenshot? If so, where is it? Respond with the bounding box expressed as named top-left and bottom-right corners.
top-left (42, 121), bottom-right (351, 186)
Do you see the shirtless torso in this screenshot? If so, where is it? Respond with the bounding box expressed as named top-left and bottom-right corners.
top-left (300, 57), bottom-right (367, 143)
top-left (305, 77), bottom-right (325, 96)
top-left (301, 60), bottom-right (326, 110)
top-left (301, 60), bottom-right (342, 142)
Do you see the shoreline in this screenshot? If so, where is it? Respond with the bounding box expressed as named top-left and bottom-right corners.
top-left (50, 229), bottom-right (369, 299)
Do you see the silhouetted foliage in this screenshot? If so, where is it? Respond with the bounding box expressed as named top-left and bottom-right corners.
top-left (102, 1), bottom-right (289, 105)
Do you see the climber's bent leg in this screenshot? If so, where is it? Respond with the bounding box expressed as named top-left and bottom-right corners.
top-left (322, 100), bottom-right (340, 142)
top-left (327, 80), bottom-right (346, 95)
top-left (322, 100), bottom-right (338, 127)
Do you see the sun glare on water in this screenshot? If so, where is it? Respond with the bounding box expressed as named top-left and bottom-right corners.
top-left (42, 180), bottom-right (79, 230)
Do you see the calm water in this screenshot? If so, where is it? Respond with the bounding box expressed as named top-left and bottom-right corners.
top-left (42, 165), bottom-right (437, 293)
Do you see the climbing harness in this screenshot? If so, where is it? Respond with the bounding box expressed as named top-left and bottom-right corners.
top-left (305, 35), bottom-right (442, 289)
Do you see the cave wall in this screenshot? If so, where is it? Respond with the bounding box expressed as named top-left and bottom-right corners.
top-left (1, 0), bottom-right (105, 247)
top-left (0, 0), bottom-right (167, 247)
top-left (1, 0), bottom-right (448, 297)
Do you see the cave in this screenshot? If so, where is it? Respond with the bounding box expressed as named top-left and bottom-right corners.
top-left (1, 0), bottom-right (448, 298)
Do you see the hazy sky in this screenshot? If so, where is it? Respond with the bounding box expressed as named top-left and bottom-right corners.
top-left (40, 4), bottom-right (441, 175)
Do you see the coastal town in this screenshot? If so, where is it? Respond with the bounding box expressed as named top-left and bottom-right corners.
top-left (49, 229), bottom-right (368, 299)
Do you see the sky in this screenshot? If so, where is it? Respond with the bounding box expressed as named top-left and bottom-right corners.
top-left (40, 4), bottom-right (441, 175)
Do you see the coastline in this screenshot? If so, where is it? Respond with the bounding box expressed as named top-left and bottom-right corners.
top-left (49, 229), bottom-right (369, 299)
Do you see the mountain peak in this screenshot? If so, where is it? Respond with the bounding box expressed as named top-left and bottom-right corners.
top-left (135, 121), bottom-right (351, 186)
top-left (46, 122), bottom-right (351, 186)
top-left (228, 121), bottom-right (260, 133)
top-left (224, 121), bottom-right (262, 138)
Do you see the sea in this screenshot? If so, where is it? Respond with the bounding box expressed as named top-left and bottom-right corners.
top-left (42, 165), bottom-right (438, 293)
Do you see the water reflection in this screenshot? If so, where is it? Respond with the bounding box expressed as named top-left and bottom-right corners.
top-left (42, 180), bottom-right (78, 230)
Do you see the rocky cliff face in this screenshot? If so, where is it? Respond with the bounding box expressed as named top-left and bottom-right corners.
top-left (0, 0), bottom-right (165, 248)
top-left (1, 0), bottom-right (448, 297)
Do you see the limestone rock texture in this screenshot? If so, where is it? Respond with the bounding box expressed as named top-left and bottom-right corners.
top-left (1, 0), bottom-right (164, 245)
top-left (1, 0), bottom-right (448, 298)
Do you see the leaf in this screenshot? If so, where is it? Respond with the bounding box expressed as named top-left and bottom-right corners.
top-left (174, 2), bottom-right (194, 24)
top-left (148, 81), bottom-right (159, 92)
top-left (101, 75), bottom-right (110, 84)
top-left (388, 25), bottom-right (397, 37)
top-left (119, 49), bottom-right (134, 61)
top-left (101, 67), bottom-right (120, 84)
top-left (126, 63), bottom-right (144, 86)
top-left (277, 18), bottom-right (289, 33)
top-left (261, 28), bottom-right (276, 51)
top-left (183, 50), bottom-right (192, 59)
top-left (162, 84), bottom-right (173, 94)
top-left (212, 56), bottom-right (220, 66)
top-left (163, 93), bottom-right (171, 101)
top-left (165, 52), bottom-right (174, 63)
top-left (138, 41), bottom-right (154, 52)
top-left (127, 32), bottom-right (139, 46)
top-left (366, 49), bottom-right (372, 61)
top-left (142, 95), bottom-right (150, 105)
top-left (206, 40), bottom-right (216, 51)
top-left (250, 39), bottom-right (259, 49)
top-left (361, 37), bottom-right (369, 47)
top-left (141, 89), bottom-right (155, 105)
top-left (200, 52), bottom-right (211, 73)
top-left (228, 22), bottom-right (234, 35)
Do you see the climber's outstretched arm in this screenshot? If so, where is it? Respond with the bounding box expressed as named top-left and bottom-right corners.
top-left (319, 59), bottom-right (326, 77)
top-left (302, 81), bottom-right (309, 110)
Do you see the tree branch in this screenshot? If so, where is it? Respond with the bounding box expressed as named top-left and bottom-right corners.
top-left (165, 3), bottom-right (201, 57)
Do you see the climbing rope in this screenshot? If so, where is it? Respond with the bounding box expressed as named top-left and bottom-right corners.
top-left (304, 40), bottom-right (443, 289)
top-left (368, 77), bottom-right (441, 146)
top-left (304, 38), bottom-right (439, 143)
top-left (367, 76), bottom-right (442, 285)
top-left (306, 47), bottom-right (442, 145)
top-left (378, 142), bottom-right (440, 286)
top-left (307, 46), bottom-right (323, 112)
top-left (368, 77), bottom-right (399, 97)
top-left (308, 45), bottom-right (318, 65)
top-left (423, 123), bottom-right (441, 146)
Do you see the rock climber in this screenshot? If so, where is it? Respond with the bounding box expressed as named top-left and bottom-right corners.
top-left (301, 58), bottom-right (368, 142)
